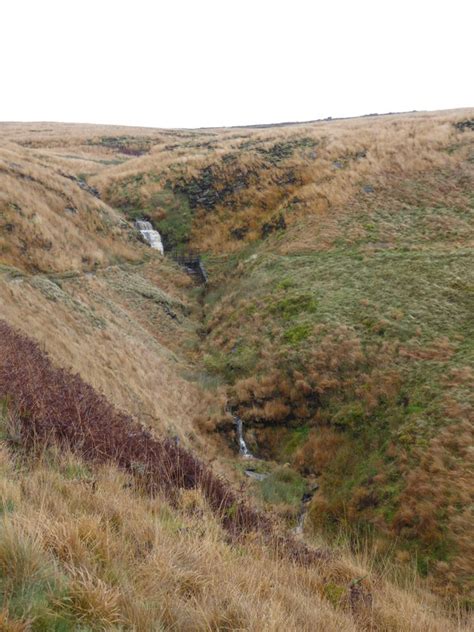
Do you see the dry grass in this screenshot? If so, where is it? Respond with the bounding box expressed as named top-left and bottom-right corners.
top-left (0, 143), bottom-right (143, 273)
top-left (0, 438), bottom-right (469, 631)
top-left (0, 111), bottom-right (473, 626)
top-left (0, 260), bottom-right (206, 443)
top-left (82, 109), bottom-right (474, 254)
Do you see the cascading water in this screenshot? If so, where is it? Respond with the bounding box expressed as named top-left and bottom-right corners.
top-left (134, 220), bottom-right (164, 255)
top-left (293, 487), bottom-right (318, 535)
top-left (293, 506), bottom-right (307, 535)
top-left (234, 416), bottom-right (253, 459)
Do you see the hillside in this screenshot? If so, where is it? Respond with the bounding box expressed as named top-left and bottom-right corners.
top-left (0, 111), bottom-right (473, 630)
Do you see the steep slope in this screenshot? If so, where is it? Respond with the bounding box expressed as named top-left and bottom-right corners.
top-left (0, 431), bottom-right (460, 631)
top-left (88, 110), bottom-right (474, 600)
top-left (0, 113), bottom-right (473, 628)
top-left (0, 127), bottom-right (218, 445)
top-left (0, 320), bottom-right (467, 631)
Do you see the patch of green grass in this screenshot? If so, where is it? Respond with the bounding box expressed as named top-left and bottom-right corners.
top-left (270, 293), bottom-right (318, 320)
top-left (204, 345), bottom-right (258, 383)
top-left (152, 189), bottom-right (193, 250)
top-left (323, 582), bottom-right (345, 608)
top-left (258, 467), bottom-right (306, 506)
top-left (0, 522), bottom-right (80, 631)
top-left (279, 426), bottom-right (310, 460)
top-left (283, 323), bottom-right (312, 344)
top-left (61, 462), bottom-right (92, 481)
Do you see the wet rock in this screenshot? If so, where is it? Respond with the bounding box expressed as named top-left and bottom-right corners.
top-left (230, 225), bottom-right (249, 240)
top-left (261, 213), bottom-right (286, 238)
top-left (454, 119), bottom-right (474, 132)
top-left (58, 170), bottom-right (101, 198)
top-left (174, 165), bottom-right (250, 212)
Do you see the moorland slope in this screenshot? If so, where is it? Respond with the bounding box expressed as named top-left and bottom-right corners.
top-left (0, 111), bottom-right (472, 630)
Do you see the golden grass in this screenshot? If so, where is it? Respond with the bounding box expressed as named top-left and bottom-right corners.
top-left (0, 440), bottom-right (469, 631)
top-left (0, 143), bottom-right (143, 273)
top-left (82, 108), bottom-right (474, 254)
top-left (0, 261), bottom-right (207, 444)
top-left (0, 111), bottom-right (473, 627)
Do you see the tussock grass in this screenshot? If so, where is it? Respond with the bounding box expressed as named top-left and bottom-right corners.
top-left (0, 111), bottom-right (473, 623)
top-left (0, 260), bottom-right (205, 442)
top-left (0, 437), bottom-right (469, 631)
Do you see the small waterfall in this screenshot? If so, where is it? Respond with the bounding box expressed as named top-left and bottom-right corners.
top-left (244, 469), bottom-right (268, 481)
top-left (293, 506), bottom-right (307, 535)
top-left (293, 487), bottom-right (318, 535)
top-left (134, 220), bottom-right (164, 255)
top-left (234, 416), bottom-right (253, 459)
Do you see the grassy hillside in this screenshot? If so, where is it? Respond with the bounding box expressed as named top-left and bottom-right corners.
top-left (0, 111), bottom-right (473, 629)
top-left (0, 431), bottom-right (459, 631)
top-left (89, 109), bottom-right (474, 600)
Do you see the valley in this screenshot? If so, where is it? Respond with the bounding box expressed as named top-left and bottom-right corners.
top-left (0, 110), bottom-right (473, 630)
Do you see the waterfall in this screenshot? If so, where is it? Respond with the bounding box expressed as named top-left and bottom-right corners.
top-left (234, 416), bottom-right (253, 459)
top-left (293, 487), bottom-right (318, 535)
top-left (293, 506), bottom-right (307, 535)
top-left (134, 220), bottom-right (164, 255)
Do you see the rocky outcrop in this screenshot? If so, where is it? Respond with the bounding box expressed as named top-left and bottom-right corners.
top-left (454, 119), bottom-right (474, 132)
top-left (58, 171), bottom-right (101, 198)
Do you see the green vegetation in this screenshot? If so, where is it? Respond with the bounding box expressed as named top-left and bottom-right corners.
top-left (1, 112), bottom-right (473, 620)
top-left (257, 466), bottom-right (306, 507)
top-left (202, 199), bottom-right (474, 595)
top-left (153, 189), bottom-right (193, 250)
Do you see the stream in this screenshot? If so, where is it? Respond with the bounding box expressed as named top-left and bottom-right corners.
top-left (234, 415), bottom-right (254, 459)
top-left (135, 220), bottom-right (164, 254)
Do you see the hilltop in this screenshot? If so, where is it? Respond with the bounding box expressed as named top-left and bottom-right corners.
top-left (0, 110), bottom-right (473, 630)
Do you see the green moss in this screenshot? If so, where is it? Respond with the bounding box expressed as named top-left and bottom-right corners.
top-left (153, 189), bottom-right (193, 250)
top-left (204, 345), bottom-right (258, 383)
top-left (283, 323), bottom-right (312, 344)
top-left (258, 467), bottom-right (306, 506)
top-left (270, 293), bottom-right (317, 320)
top-left (323, 582), bottom-right (345, 608)
top-left (279, 426), bottom-right (310, 460)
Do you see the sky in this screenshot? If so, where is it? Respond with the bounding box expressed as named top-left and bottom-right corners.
top-left (1, 0), bottom-right (473, 128)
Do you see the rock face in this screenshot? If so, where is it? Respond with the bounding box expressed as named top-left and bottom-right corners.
top-left (58, 171), bottom-right (101, 198)
top-left (454, 119), bottom-right (474, 132)
top-left (134, 220), bottom-right (164, 254)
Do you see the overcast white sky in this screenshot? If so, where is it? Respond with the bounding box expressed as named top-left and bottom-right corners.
top-left (1, 0), bottom-right (473, 128)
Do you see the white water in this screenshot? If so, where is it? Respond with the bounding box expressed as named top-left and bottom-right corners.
top-left (293, 506), bottom-right (307, 535)
top-left (235, 416), bottom-right (254, 459)
top-left (293, 487), bottom-right (318, 535)
top-left (135, 220), bottom-right (164, 255)
top-left (244, 469), bottom-right (268, 481)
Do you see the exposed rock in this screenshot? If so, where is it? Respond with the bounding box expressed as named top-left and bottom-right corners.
top-left (245, 469), bottom-right (269, 481)
top-left (230, 225), bottom-right (249, 240)
top-left (454, 119), bottom-right (474, 132)
top-left (261, 213), bottom-right (286, 238)
top-left (174, 165), bottom-right (250, 212)
top-left (58, 170), bottom-right (101, 198)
